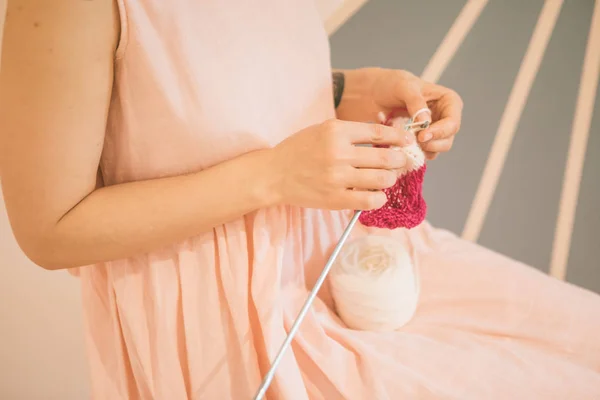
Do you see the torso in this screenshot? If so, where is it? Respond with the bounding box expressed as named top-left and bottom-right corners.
top-left (79, 2), bottom-right (348, 398)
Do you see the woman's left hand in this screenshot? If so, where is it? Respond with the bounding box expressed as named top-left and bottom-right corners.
top-left (335, 68), bottom-right (463, 160)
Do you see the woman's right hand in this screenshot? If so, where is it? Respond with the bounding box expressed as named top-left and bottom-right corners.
top-left (270, 119), bottom-right (414, 211)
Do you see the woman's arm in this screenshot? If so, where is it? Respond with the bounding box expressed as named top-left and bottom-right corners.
top-left (0, 0), bottom-right (279, 270)
top-left (331, 69), bottom-right (373, 121)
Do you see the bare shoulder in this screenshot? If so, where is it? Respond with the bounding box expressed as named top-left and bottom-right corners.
top-left (0, 0), bottom-right (121, 253)
top-left (2, 0), bottom-right (120, 56)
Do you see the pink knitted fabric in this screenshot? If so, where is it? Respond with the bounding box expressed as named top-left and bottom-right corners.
top-left (358, 114), bottom-right (428, 230)
top-left (358, 163), bottom-right (427, 229)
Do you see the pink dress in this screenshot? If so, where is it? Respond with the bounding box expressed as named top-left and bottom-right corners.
top-left (77, 1), bottom-right (600, 398)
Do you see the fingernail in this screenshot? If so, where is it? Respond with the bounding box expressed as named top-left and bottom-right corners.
top-left (419, 131), bottom-right (433, 142)
top-left (405, 133), bottom-right (414, 144)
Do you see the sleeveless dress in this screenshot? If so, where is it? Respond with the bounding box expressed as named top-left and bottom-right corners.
top-left (76, 1), bottom-right (600, 398)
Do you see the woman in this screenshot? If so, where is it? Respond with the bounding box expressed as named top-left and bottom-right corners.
top-left (1, 1), bottom-right (599, 398)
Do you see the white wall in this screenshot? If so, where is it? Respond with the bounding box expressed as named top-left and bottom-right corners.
top-left (0, 1), bottom-right (89, 397)
top-left (0, 188), bottom-right (90, 399)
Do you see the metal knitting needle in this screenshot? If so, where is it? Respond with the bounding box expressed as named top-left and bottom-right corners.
top-left (405, 119), bottom-right (430, 131)
top-left (253, 210), bottom-right (362, 400)
top-left (252, 117), bottom-right (429, 400)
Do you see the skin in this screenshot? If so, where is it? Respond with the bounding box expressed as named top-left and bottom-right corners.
top-left (0, 0), bottom-right (462, 271)
top-left (334, 68), bottom-right (463, 160)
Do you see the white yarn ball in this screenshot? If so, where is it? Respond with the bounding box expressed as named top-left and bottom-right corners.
top-left (329, 235), bottom-right (420, 332)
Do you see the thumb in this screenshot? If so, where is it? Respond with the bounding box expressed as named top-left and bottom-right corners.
top-left (399, 83), bottom-right (433, 145)
top-left (402, 85), bottom-right (431, 124)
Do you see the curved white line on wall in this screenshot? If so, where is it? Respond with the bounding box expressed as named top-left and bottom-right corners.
top-left (462, 0), bottom-right (564, 242)
top-left (421, 0), bottom-right (490, 83)
top-left (550, 0), bottom-right (600, 281)
top-left (325, 0), bottom-right (370, 36)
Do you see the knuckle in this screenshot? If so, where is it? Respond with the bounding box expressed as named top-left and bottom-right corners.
top-left (324, 142), bottom-right (344, 162)
top-left (370, 123), bottom-right (386, 142)
top-left (447, 120), bottom-right (459, 134)
top-left (378, 149), bottom-right (405, 169)
top-left (451, 90), bottom-right (464, 107)
top-left (397, 69), bottom-right (415, 80)
top-left (378, 151), bottom-right (392, 167)
top-left (323, 142), bottom-right (336, 160)
top-left (422, 141), bottom-right (436, 152)
top-left (321, 131), bottom-right (345, 160)
top-left (325, 167), bottom-right (343, 186)
top-left (321, 119), bottom-right (340, 136)
top-left (375, 172), bottom-right (388, 187)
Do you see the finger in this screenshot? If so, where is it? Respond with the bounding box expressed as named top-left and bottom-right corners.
top-left (419, 115), bottom-right (460, 143)
top-left (421, 137), bottom-right (454, 153)
top-left (417, 115), bottom-right (459, 143)
top-left (418, 92), bottom-right (462, 143)
top-left (346, 168), bottom-right (398, 191)
top-left (396, 79), bottom-right (431, 124)
top-left (345, 121), bottom-right (414, 148)
top-left (417, 90), bottom-right (462, 143)
top-left (350, 146), bottom-right (407, 170)
top-left (425, 151), bottom-right (438, 160)
top-left (341, 189), bottom-right (388, 211)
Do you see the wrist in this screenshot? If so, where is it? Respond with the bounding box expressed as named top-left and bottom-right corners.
top-left (245, 148), bottom-right (285, 209)
top-left (335, 68), bottom-right (379, 121)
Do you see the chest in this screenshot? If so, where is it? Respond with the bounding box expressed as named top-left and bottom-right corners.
top-left (103, 0), bottom-right (334, 183)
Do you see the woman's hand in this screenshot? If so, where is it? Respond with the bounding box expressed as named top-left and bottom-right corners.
top-left (334, 68), bottom-right (463, 160)
top-left (270, 119), bottom-right (413, 211)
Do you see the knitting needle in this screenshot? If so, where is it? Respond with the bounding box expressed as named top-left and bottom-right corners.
top-left (252, 210), bottom-right (362, 400)
top-left (405, 119), bottom-right (430, 131)
top-left (381, 112), bottom-right (430, 132)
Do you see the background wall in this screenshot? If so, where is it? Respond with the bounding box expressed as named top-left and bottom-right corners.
top-left (1, 0), bottom-right (598, 398)
top-left (0, 1), bottom-right (85, 399)
top-left (329, 0), bottom-right (600, 293)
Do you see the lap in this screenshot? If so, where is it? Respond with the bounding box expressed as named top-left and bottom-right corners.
top-left (312, 223), bottom-right (600, 398)
top-left (412, 224), bottom-right (600, 355)
top-left (381, 224), bottom-right (600, 397)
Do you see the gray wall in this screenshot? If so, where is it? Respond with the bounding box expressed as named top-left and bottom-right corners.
top-left (330, 0), bottom-right (600, 294)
